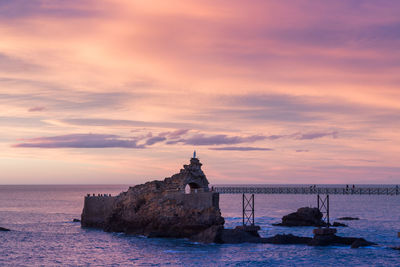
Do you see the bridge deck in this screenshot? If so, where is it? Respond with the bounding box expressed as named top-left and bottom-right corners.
top-left (214, 186), bottom-right (400, 195)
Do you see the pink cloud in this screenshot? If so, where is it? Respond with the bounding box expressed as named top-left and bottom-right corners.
top-left (28, 106), bottom-right (46, 112)
top-left (14, 134), bottom-right (144, 149)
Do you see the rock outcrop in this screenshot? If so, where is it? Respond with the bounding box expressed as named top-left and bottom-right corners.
top-left (273, 207), bottom-right (348, 227)
top-left (273, 207), bottom-right (327, 227)
top-left (191, 225), bottom-right (262, 244)
top-left (190, 227), bottom-right (375, 248)
top-left (82, 157), bottom-right (224, 239)
top-left (0, 226), bottom-right (10, 231)
top-left (309, 228), bottom-right (376, 247)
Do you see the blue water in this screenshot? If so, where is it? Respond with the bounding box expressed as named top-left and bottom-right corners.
top-left (0, 185), bottom-right (399, 266)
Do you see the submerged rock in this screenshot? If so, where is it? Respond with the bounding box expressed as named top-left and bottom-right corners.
top-left (82, 157), bottom-right (224, 239)
top-left (273, 207), bottom-right (327, 227)
top-left (309, 228), bottom-right (376, 247)
top-left (337, 217), bottom-right (360, 221)
top-left (263, 234), bottom-right (311, 244)
top-left (332, 222), bottom-right (348, 227)
top-left (308, 234), bottom-right (375, 247)
top-left (0, 226), bottom-right (10, 231)
top-left (350, 238), bottom-right (375, 248)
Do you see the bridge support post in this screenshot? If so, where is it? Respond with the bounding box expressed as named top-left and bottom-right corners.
top-left (242, 193), bottom-right (255, 226)
top-left (317, 194), bottom-right (330, 226)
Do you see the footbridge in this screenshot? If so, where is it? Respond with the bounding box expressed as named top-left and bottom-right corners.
top-left (214, 186), bottom-right (400, 195)
top-left (214, 185), bottom-right (400, 227)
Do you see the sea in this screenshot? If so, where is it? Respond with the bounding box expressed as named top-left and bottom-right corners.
top-left (0, 184), bottom-right (399, 266)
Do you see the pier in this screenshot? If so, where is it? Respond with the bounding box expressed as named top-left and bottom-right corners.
top-left (214, 186), bottom-right (400, 195)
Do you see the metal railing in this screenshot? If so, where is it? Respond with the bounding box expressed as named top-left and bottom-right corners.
top-left (214, 186), bottom-right (400, 195)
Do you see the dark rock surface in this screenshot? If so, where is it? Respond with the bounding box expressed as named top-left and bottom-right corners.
top-left (190, 226), bottom-right (375, 248)
top-left (264, 233), bottom-right (375, 248)
top-left (273, 207), bottom-right (327, 227)
top-left (191, 225), bottom-right (263, 244)
top-left (332, 222), bottom-right (348, 227)
top-left (309, 234), bottom-right (374, 247)
top-left (73, 219), bottom-right (81, 222)
top-left (0, 227), bottom-right (10, 231)
top-left (337, 217), bottom-right (359, 221)
top-left (263, 234), bottom-right (311, 244)
top-left (350, 238), bottom-right (375, 248)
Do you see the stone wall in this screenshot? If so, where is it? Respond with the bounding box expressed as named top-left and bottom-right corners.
top-left (81, 195), bottom-right (116, 228)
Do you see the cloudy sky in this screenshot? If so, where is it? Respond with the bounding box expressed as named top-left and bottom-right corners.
top-left (1, 0), bottom-right (400, 184)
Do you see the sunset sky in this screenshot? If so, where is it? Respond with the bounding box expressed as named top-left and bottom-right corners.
top-left (1, 0), bottom-right (400, 184)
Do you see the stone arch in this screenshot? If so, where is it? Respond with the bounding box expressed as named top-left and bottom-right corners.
top-left (184, 182), bottom-right (202, 194)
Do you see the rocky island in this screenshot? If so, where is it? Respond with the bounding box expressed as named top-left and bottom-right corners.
top-left (82, 155), bottom-right (224, 239)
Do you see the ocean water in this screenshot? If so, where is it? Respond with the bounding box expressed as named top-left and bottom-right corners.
top-left (0, 185), bottom-right (399, 266)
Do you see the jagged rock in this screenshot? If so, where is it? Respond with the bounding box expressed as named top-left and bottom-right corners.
top-left (332, 221), bottom-right (347, 227)
top-left (73, 219), bottom-right (81, 222)
top-left (337, 217), bottom-right (359, 221)
top-left (273, 207), bottom-right (327, 227)
top-left (82, 157), bottom-right (224, 239)
top-left (0, 227), bottom-right (10, 231)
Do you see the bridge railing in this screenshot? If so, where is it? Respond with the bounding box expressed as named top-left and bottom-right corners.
top-left (214, 186), bottom-right (400, 195)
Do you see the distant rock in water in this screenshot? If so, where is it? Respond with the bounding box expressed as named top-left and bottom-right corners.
top-left (0, 226), bottom-right (10, 231)
top-left (81, 157), bottom-right (224, 239)
top-left (73, 219), bottom-right (81, 222)
top-left (332, 222), bottom-right (347, 227)
top-left (273, 207), bottom-right (327, 227)
top-left (337, 217), bottom-right (360, 221)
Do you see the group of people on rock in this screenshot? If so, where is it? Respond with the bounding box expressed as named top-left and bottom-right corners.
top-left (86, 193), bottom-right (112, 197)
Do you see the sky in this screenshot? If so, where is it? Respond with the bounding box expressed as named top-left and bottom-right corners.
top-left (1, 0), bottom-right (400, 184)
